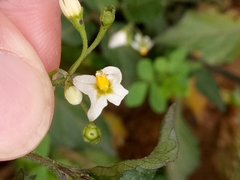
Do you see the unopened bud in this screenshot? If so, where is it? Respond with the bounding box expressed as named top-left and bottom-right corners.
top-left (64, 85), bottom-right (82, 105)
top-left (59, 0), bottom-right (82, 18)
top-left (100, 5), bottom-right (115, 27)
top-left (82, 123), bottom-right (101, 144)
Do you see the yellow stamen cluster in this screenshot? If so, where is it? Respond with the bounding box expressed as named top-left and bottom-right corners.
top-left (139, 47), bottom-right (148, 56)
top-left (96, 71), bottom-right (110, 91)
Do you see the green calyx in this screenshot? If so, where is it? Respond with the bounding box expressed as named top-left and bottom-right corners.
top-left (100, 5), bottom-right (115, 27)
top-left (82, 122), bottom-right (101, 144)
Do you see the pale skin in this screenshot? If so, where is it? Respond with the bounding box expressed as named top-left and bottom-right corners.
top-left (0, 0), bottom-right (61, 160)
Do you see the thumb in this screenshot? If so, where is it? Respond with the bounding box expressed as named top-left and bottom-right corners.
top-left (0, 12), bottom-right (54, 160)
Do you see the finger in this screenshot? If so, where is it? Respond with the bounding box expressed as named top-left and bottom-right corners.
top-left (0, 11), bottom-right (54, 161)
top-left (0, 0), bottom-right (61, 72)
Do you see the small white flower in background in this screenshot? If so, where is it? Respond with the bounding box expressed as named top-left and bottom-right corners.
top-left (59, 0), bottom-right (82, 18)
top-left (131, 33), bottom-right (154, 56)
top-left (73, 66), bottom-right (128, 121)
top-left (108, 30), bottom-right (128, 49)
top-left (64, 85), bottom-right (82, 105)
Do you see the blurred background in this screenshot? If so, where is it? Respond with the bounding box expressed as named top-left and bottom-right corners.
top-left (1, 0), bottom-right (240, 179)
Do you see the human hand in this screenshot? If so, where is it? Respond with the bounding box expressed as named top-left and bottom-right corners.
top-left (0, 0), bottom-right (61, 161)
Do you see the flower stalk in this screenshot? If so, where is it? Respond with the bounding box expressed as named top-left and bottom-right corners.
top-left (24, 151), bottom-right (89, 179)
top-left (68, 5), bottom-right (115, 76)
top-left (67, 12), bottom-right (88, 76)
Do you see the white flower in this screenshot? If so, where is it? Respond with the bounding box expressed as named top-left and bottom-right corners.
top-left (108, 30), bottom-right (128, 49)
top-left (59, 0), bottom-right (82, 18)
top-left (131, 33), bottom-right (154, 56)
top-left (73, 66), bottom-right (128, 121)
top-left (64, 85), bottom-right (82, 105)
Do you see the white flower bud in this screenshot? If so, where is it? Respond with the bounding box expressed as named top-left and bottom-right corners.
top-left (108, 30), bottom-right (128, 49)
top-left (59, 0), bottom-right (82, 18)
top-left (64, 85), bottom-right (82, 105)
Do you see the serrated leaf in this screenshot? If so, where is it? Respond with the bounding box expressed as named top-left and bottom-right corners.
top-left (195, 69), bottom-right (226, 111)
top-left (157, 10), bottom-right (240, 64)
top-left (122, 0), bottom-right (162, 23)
top-left (166, 115), bottom-right (199, 180)
top-left (88, 104), bottom-right (179, 179)
top-left (13, 168), bottom-right (36, 180)
top-left (137, 58), bottom-right (154, 82)
top-left (125, 81), bottom-right (148, 107)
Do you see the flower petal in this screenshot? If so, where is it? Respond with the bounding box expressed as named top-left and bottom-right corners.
top-left (131, 41), bottom-right (140, 51)
top-left (102, 66), bottom-right (122, 85)
top-left (73, 75), bottom-right (96, 95)
top-left (143, 35), bottom-right (154, 49)
top-left (134, 33), bottom-right (142, 43)
top-left (106, 84), bottom-right (128, 106)
top-left (88, 94), bottom-right (108, 121)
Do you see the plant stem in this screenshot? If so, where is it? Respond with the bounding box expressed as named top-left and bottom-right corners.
top-left (24, 152), bottom-right (89, 179)
top-left (51, 77), bottom-right (66, 87)
top-left (68, 14), bottom-right (88, 76)
top-left (85, 25), bottom-right (108, 57)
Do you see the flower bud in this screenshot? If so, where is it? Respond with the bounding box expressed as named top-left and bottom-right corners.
top-left (64, 85), bottom-right (82, 105)
top-left (59, 0), bottom-right (82, 18)
top-left (108, 30), bottom-right (127, 49)
top-left (100, 5), bottom-right (115, 27)
top-left (108, 26), bottom-right (133, 49)
top-left (82, 123), bottom-right (101, 144)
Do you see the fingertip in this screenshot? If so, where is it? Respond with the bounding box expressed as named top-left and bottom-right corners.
top-left (0, 0), bottom-right (61, 71)
top-left (0, 53), bottom-right (54, 161)
top-left (0, 12), bottom-right (54, 161)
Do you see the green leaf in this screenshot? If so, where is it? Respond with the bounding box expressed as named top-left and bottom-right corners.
top-left (195, 69), bottom-right (225, 111)
top-left (168, 48), bottom-right (188, 72)
top-left (166, 113), bottom-right (199, 180)
top-left (157, 10), bottom-right (240, 64)
top-left (13, 168), bottom-right (36, 180)
top-left (153, 57), bottom-right (169, 74)
top-left (137, 58), bottom-right (154, 82)
top-left (120, 167), bottom-right (156, 180)
top-left (125, 81), bottom-right (148, 107)
top-left (149, 83), bottom-right (168, 113)
top-left (88, 104), bottom-right (179, 179)
top-left (168, 48), bottom-right (188, 63)
top-left (122, 0), bottom-right (162, 23)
